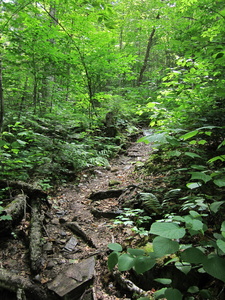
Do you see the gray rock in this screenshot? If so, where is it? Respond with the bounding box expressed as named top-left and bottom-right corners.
top-left (64, 236), bottom-right (78, 252)
top-left (48, 256), bottom-right (95, 299)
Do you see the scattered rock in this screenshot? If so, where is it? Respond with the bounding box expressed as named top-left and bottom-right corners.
top-left (64, 237), bottom-right (78, 252)
top-left (48, 256), bottom-right (95, 299)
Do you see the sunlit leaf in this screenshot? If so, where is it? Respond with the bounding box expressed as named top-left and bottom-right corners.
top-left (150, 222), bottom-right (185, 239)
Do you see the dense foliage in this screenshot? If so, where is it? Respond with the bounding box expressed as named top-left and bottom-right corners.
top-left (1, 0), bottom-right (225, 298)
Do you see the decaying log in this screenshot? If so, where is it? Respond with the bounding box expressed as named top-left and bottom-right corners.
top-left (89, 189), bottom-right (125, 201)
top-left (3, 194), bottom-right (26, 221)
top-left (0, 268), bottom-right (48, 300)
top-left (113, 270), bottom-right (153, 298)
top-left (0, 180), bottom-right (47, 199)
top-left (66, 222), bottom-right (97, 248)
top-left (91, 208), bottom-right (122, 219)
top-left (0, 194), bottom-right (26, 234)
top-left (29, 198), bottom-right (43, 274)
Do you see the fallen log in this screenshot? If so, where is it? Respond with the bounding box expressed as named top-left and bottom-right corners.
top-left (89, 189), bottom-right (125, 201)
top-left (0, 268), bottom-right (48, 300)
top-left (91, 208), bottom-right (122, 219)
top-left (0, 194), bottom-right (26, 234)
top-left (0, 180), bottom-right (47, 199)
top-left (29, 198), bottom-right (44, 274)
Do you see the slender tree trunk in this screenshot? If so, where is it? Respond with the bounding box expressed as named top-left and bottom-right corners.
top-left (137, 13), bottom-right (160, 86)
top-left (0, 55), bottom-right (4, 133)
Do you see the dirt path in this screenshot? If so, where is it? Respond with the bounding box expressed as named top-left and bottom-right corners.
top-left (0, 135), bottom-right (154, 300)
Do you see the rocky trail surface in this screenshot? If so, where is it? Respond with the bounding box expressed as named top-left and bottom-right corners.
top-left (0, 133), bottom-right (160, 300)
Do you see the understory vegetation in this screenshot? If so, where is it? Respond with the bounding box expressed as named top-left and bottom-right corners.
top-left (1, 0), bottom-right (225, 299)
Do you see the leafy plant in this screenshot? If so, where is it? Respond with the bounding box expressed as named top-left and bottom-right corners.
top-left (114, 208), bottom-right (151, 236)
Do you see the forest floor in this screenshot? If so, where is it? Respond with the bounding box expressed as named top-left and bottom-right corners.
top-left (0, 132), bottom-right (167, 299)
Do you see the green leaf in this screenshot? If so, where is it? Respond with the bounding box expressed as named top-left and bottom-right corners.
top-left (127, 248), bottom-right (145, 256)
top-left (154, 278), bottom-right (172, 285)
top-left (118, 253), bottom-right (135, 271)
top-left (108, 243), bottom-right (122, 252)
top-left (221, 221), bottom-right (225, 232)
top-left (180, 130), bottom-right (199, 140)
top-left (134, 256), bottom-right (156, 274)
top-left (0, 140), bottom-right (7, 147)
top-left (187, 286), bottom-right (199, 293)
top-left (154, 288), bottom-right (167, 299)
top-left (0, 215), bottom-right (12, 220)
top-left (150, 222), bottom-right (185, 239)
top-left (175, 261), bottom-right (192, 274)
top-left (189, 172), bottom-right (211, 183)
top-left (153, 236), bottom-right (179, 257)
top-left (181, 247), bottom-right (205, 264)
top-left (165, 288), bottom-right (183, 300)
top-left (213, 178), bottom-right (225, 187)
top-left (203, 255), bottom-right (225, 282)
top-left (208, 155), bottom-right (225, 163)
top-left (184, 152), bottom-right (201, 158)
top-left (210, 201), bottom-right (225, 213)
top-left (216, 239), bottom-right (225, 254)
top-left (107, 251), bottom-right (118, 270)
top-left (186, 182), bottom-right (202, 189)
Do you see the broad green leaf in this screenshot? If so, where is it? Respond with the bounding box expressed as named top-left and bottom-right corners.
top-left (181, 247), bottom-right (205, 264)
top-left (184, 152), bottom-right (201, 158)
top-left (107, 252), bottom-right (118, 270)
top-left (0, 140), bottom-right (7, 147)
top-left (154, 287), bottom-right (167, 299)
top-left (189, 172), bottom-right (211, 183)
top-left (210, 201), bottom-right (225, 213)
top-left (0, 215), bottom-right (12, 220)
top-left (216, 239), bottom-right (225, 254)
top-left (154, 278), bottom-right (172, 285)
top-left (153, 236), bottom-right (179, 257)
top-left (208, 155), bottom-right (225, 163)
top-left (203, 255), bottom-right (225, 282)
top-left (118, 253), bottom-right (135, 271)
top-left (127, 248), bottom-right (145, 256)
top-left (168, 150), bottom-right (181, 157)
top-left (165, 288), bottom-right (183, 300)
top-left (180, 130), bottom-right (199, 140)
top-left (134, 256), bottom-right (155, 274)
top-left (137, 133), bottom-right (168, 145)
top-left (175, 262), bottom-right (192, 274)
top-left (187, 286), bottom-right (199, 293)
top-left (108, 243), bottom-right (122, 252)
top-left (186, 182), bottom-right (202, 189)
top-left (221, 221), bottom-right (225, 232)
top-left (150, 222), bottom-right (185, 239)
top-left (213, 178), bottom-right (225, 187)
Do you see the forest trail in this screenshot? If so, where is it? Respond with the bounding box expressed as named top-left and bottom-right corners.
top-left (0, 132), bottom-right (156, 300)
top-left (45, 132), bottom-right (154, 299)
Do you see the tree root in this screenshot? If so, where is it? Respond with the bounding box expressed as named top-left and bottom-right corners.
top-left (113, 270), bottom-right (153, 298)
top-left (66, 222), bottom-right (97, 248)
top-left (0, 268), bottom-right (48, 300)
top-left (29, 198), bottom-right (44, 274)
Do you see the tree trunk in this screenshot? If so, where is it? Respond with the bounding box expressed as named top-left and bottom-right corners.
top-left (0, 51), bottom-right (4, 133)
top-left (137, 13), bottom-right (160, 86)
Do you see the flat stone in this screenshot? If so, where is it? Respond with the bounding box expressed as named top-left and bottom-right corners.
top-left (48, 256), bottom-right (95, 299)
top-left (64, 236), bottom-right (78, 252)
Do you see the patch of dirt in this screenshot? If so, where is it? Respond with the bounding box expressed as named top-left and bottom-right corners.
top-left (0, 136), bottom-right (158, 299)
